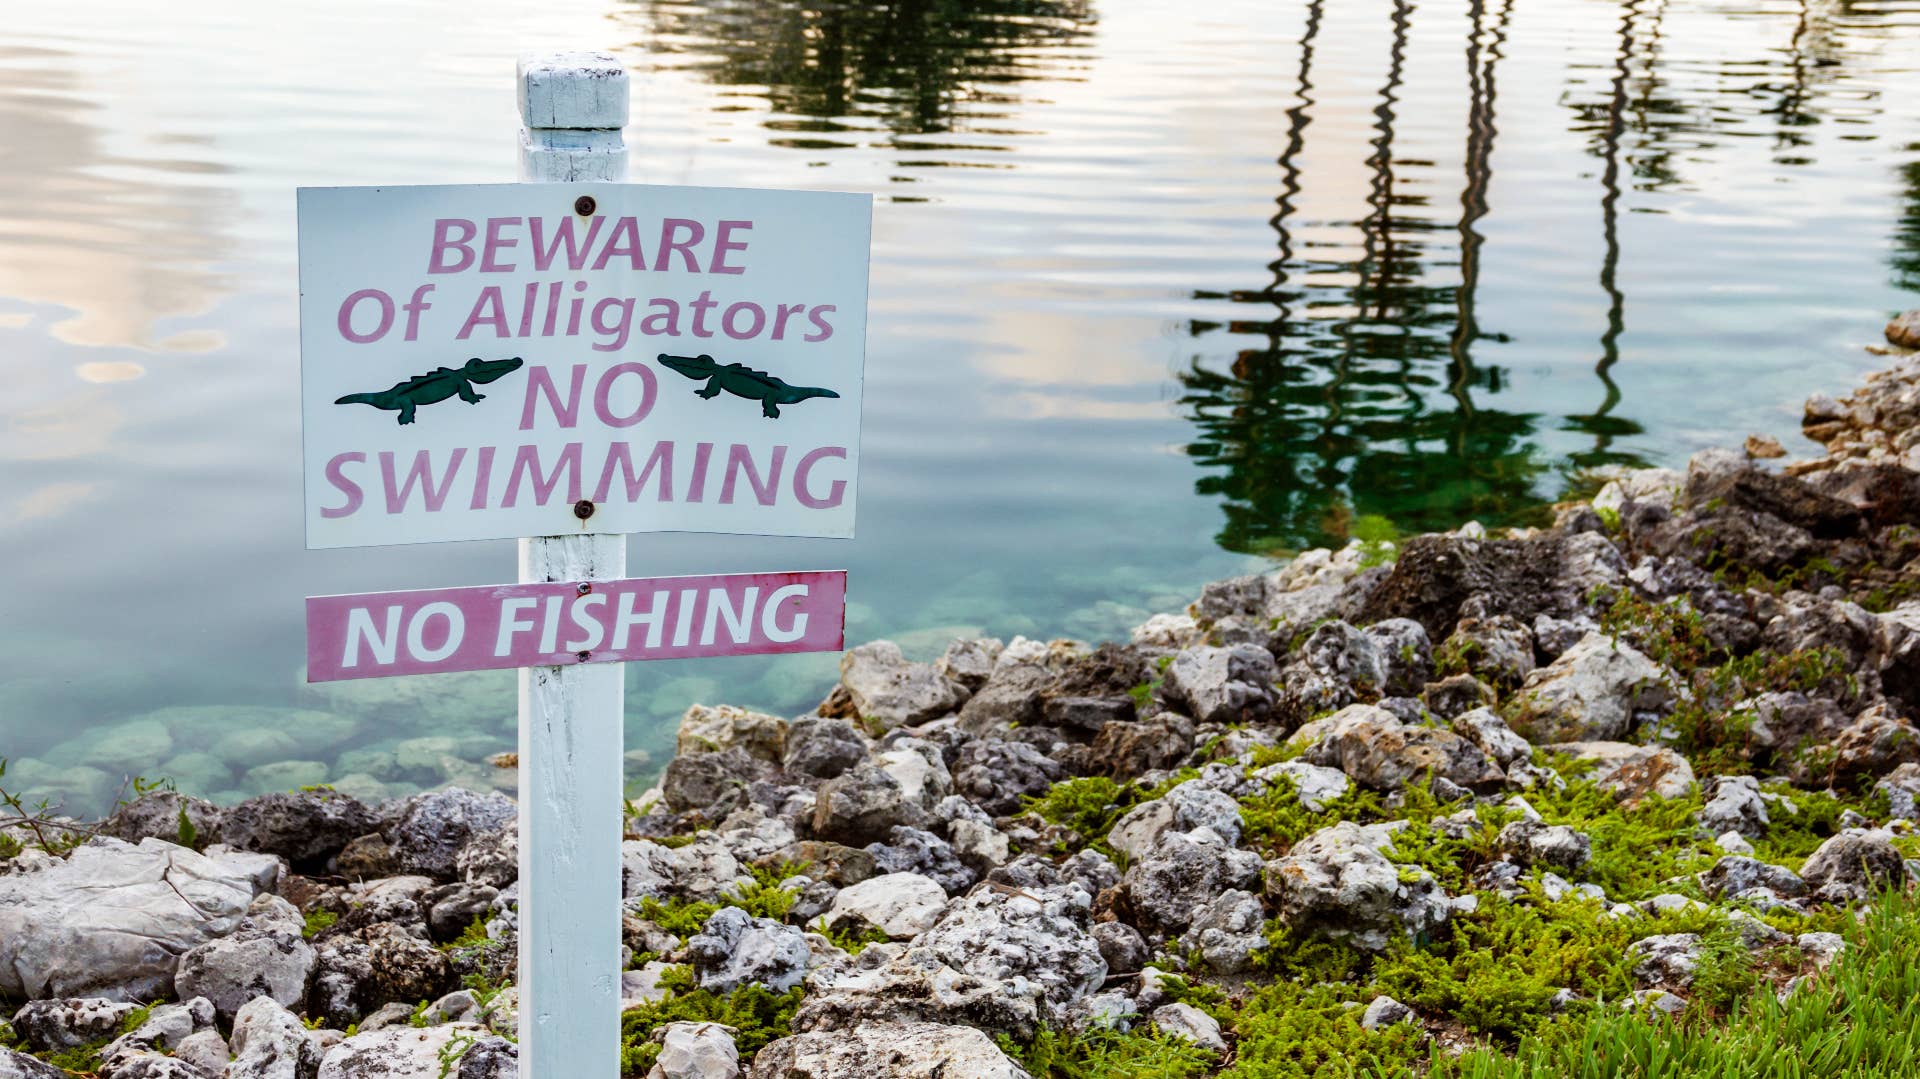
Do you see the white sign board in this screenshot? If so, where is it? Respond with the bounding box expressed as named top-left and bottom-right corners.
top-left (297, 183), bottom-right (871, 548)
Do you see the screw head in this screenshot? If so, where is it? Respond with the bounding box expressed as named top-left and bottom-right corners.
top-left (574, 195), bottom-right (597, 216)
top-left (573, 499), bottom-right (596, 520)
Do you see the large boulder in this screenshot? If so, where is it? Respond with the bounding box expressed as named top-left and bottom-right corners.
top-left (385, 789), bottom-right (516, 880)
top-left (1299, 704), bottom-right (1504, 792)
top-left (0, 838), bottom-right (255, 1002)
top-left (748, 1021), bottom-right (1029, 1079)
top-left (1510, 632), bottom-right (1673, 743)
top-left (838, 642), bottom-right (967, 732)
top-left (1264, 821), bottom-right (1449, 951)
top-left (1358, 531), bottom-right (1627, 641)
top-left (216, 790), bottom-right (375, 868)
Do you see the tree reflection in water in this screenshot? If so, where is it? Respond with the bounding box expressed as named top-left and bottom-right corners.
top-left (1180, 0), bottom-right (1574, 557)
top-left (637, 0), bottom-right (1097, 137)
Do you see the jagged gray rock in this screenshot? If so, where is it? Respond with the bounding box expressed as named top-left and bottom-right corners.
top-left (820, 872), bottom-right (948, 940)
top-left (385, 789), bottom-right (516, 880)
top-left (1697, 776), bottom-right (1770, 838)
top-left (315, 1024), bottom-right (491, 1079)
top-left (839, 642), bottom-right (967, 731)
top-left (1186, 889), bottom-right (1266, 975)
top-left (1106, 782), bottom-right (1243, 862)
top-left (1121, 829), bottom-right (1264, 935)
top-left (216, 790), bottom-right (375, 867)
top-left (226, 996), bottom-right (324, 1079)
top-left (648, 1022), bottom-right (738, 1079)
top-left (173, 895), bottom-right (315, 1022)
top-left (1628, 933), bottom-right (1702, 988)
top-left (1264, 821), bottom-right (1449, 952)
top-left (1300, 704), bottom-right (1504, 793)
top-left (1512, 632), bottom-right (1673, 743)
top-left (1161, 644), bottom-right (1279, 725)
top-left (1800, 828), bottom-right (1909, 902)
top-left (686, 907), bottom-right (810, 993)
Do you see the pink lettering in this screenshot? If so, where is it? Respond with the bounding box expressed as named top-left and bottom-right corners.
top-left (428, 218), bottom-right (478, 273)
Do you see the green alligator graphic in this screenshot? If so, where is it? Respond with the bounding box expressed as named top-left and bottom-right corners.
top-left (334, 357), bottom-right (525, 425)
top-left (656, 353), bottom-right (838, 418)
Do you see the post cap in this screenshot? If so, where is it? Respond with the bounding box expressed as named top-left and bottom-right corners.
top-left (518, 52), bottom-right (629, 131)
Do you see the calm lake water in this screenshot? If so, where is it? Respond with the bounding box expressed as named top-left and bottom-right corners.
top-left (3, 0), bottom-right (1918, 813)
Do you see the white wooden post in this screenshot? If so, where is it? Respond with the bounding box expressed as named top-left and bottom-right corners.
top-left (515, 52), bottom-right (630, 1079)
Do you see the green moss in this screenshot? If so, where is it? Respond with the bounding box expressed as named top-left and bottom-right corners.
top-left (648, 833), bottom-right (699, 849)
top-left (1223, 979), bottom-right (1426, 1078)
top-left (1025, 771), bottom-right (1199, 857)
top-left (999, 1027), bottom-right (1217, 1078)
top-left (618, 983), bottom-right (802, 1075)
top-left (634, 875), bottom-right (799, 943)
top-left (302, 908), bottom-right (339, 939)
top-left (440, 915), bottom-right (493, 953)
top-left (1747, 784), bottom-right (1889, 866)
top-left (820, 923), bottom-right (890, 954)
top-left (1521, 778), bottom-right (1715, 902)
top-left (1437, 888), bottom-right (1920, 1078)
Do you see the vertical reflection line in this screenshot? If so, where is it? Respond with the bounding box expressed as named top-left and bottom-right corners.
top-left (1592, 0), bottom-right (1644, 437)
top-left (1449, 0), bottom-right (1514, 423)
top-left (1256, 0), bottom-right (1326, 359)
top-left (1330, 0), bottom-right (1415, 431)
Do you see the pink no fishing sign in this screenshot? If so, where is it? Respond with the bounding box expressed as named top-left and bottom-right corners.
top-left (306, 569), bottom-right (845, 682)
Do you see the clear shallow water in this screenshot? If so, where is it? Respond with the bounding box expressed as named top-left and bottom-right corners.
top-left (2, 0), bottom-right (1917, 813)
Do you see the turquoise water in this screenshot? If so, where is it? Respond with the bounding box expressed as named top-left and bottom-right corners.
top-left (2, 0), bottom-right (1917, 813)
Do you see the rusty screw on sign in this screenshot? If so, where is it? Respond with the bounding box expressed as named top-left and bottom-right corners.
top-left (574, 195), bottom-right (596, 216)
top-left (574, 499), bottom-right (596, 521)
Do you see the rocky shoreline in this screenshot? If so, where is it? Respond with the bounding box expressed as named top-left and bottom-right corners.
top-left (3, 319), bottom-right (1919, 1078)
